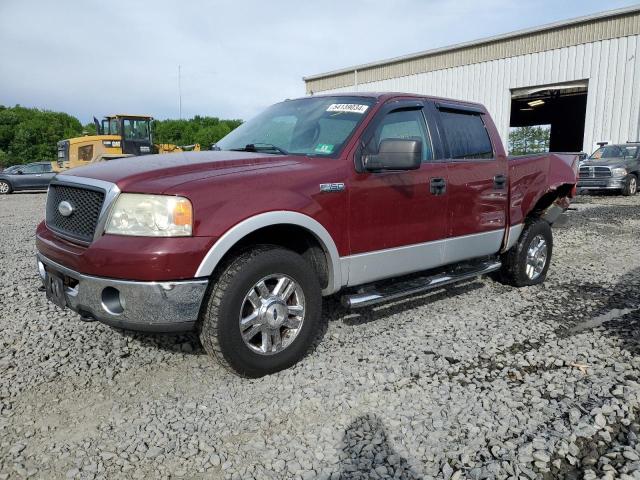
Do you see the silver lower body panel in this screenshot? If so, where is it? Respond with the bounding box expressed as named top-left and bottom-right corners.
top-left (342, 229), bottom-right (504, 287)
top-left (37, 254), bottom-right (207, 332)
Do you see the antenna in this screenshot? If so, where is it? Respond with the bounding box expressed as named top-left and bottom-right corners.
top-left (178, 64), bottom-right (182, 120)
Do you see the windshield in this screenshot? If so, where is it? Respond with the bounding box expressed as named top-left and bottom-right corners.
top-left (216, 96), bottom-right (376, 157)
top-left (590, 145), bottom-right (638, 160)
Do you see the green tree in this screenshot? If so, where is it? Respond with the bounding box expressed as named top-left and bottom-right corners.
top-left (508, 125), bottom-right (551, 155)
top-left (153, 116), bottom-right (242, 148)
top-left (0, 105), bottom-right (83, 167)
top-left (83, 122), bottom-right (97, 136)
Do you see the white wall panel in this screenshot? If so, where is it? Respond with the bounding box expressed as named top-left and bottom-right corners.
top-left (320, 35), bottom-right (640, 153)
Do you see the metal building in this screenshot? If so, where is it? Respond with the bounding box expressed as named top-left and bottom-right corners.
top-left (303, 5), bottom-right (640, 154)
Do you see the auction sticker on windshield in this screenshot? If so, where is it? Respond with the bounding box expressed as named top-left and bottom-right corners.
top-left (326, 104), bottom-right (369, 114)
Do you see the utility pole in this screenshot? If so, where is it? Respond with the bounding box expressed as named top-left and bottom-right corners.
top-left (178, 64), bottom-right (182, 120)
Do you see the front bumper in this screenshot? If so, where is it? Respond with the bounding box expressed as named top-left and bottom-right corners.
top-left (577, 177), bottom-right (626, 190)
top-left (37, 254), bottom-right (208, 332)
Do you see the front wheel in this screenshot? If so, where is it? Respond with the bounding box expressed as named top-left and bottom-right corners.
top-left (498, 218), bottom-right (553, 287)
top-left (622, 174), bottom-right (637, 196)
top-left (0, 180), bottom-right (12, 194)
top-left (199, 245), bottom-right (322, 377)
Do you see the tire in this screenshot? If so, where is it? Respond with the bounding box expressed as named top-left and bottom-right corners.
top-left (622, 174), bottom-right (637, 196)
top-left (0, 180), bottom-right (12, 194)
top-left (199, 245), bottom-right (322, 377)
top-left (498, 218), bottom-right (553, 287)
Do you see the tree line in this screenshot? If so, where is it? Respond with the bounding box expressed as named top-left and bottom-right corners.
top-left (0, 105), bottom-right (242, 168)
top-left (508, 125), bottom-right (551, 155)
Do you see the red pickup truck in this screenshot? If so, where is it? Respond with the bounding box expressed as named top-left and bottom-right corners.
top-left (36, 93), bottom-right (578, 377)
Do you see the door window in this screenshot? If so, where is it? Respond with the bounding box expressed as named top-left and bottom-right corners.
top-left (439, 110), bottom-right (493, 159)
top-left (19, 164), bottom-right (40, 174)
top-left (368, 109), bottom-right (433, 161)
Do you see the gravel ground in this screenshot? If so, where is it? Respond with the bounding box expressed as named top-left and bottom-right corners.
top-left (1, 191), bottom-right (640, 480)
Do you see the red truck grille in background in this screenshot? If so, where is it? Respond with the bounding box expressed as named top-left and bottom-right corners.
top-left (45, 184), bottom-right (105, 244)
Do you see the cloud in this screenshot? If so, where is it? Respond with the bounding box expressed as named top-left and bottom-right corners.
top-left (0, 0), bottom-right (636, 123)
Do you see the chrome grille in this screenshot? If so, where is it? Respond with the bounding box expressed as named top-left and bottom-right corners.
top-left (46, 184), bottom-right (105, 243)
top-left (579, 166), bottom-right (612, 178)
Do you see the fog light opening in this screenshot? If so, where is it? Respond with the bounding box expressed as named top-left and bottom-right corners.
top-left (101, 287), bottom-right (124, 315)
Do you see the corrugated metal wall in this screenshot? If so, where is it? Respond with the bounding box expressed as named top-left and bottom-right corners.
top-left (305, 10), bottom-right (640, 92)
top-left (316, 35), bottom-right (640, 153)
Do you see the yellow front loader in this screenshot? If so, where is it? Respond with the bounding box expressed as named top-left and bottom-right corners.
top-left (53, 114), bottom-right (200, 172)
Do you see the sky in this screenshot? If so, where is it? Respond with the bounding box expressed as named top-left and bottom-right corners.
top-left (0, 0), bottom-right (637, 124)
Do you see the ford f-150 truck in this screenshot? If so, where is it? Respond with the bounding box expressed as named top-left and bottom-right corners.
top-left (36, 93), bottom-right (578, 377)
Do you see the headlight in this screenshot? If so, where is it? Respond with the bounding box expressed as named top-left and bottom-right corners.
top-left (105, 193), bottom-right (192, 237)
top-left (611, 167), bottom-right (627, 177)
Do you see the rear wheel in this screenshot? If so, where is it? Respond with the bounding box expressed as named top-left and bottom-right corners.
top-left (498, 219), bottom-right (553, 287)
top-left (0, 180), bottom-right (12, 194)
top-left (622, 174), bottom-right (637, 196)
top-left (199, 245), bottom-right (322, 377)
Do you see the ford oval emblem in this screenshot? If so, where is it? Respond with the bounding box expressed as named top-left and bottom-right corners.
top-left (58, 200), bottom-right (74, 217)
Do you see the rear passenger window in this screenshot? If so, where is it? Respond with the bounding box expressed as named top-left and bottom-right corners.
top-left (439, 110), bottom-right (493, 159)
top-left (371, 109), bottom-right (433, 161)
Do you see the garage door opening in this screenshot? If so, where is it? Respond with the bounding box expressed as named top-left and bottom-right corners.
top-left (509, 81), bottom-right (588, 154)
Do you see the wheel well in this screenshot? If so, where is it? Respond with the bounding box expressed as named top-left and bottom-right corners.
top-left (222, 224), bottom-right (330, 290)
top-left (529, 183), bottom-right (574, 217)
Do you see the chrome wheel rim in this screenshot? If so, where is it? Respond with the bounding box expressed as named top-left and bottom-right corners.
top-left (525, 234), bottom-right (548, 280)
top-left (239, 274), bottom-right (305, 355)
top-left (0, 182), bottom-right (9, 194)
top-left (630, 176), bottom-right (637, 195)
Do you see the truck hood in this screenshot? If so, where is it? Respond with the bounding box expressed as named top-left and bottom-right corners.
top-left (59, 151), bottom-right (300, 193)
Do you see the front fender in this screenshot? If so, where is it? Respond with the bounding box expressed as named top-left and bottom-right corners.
top-left (194, 211), bottom-right (343, 295)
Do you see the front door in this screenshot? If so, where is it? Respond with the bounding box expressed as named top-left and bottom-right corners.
top-left (346, 99), bottom-right (449, 286)
top-left (13, 163), bottom-right (43, 189)
top-left (433, 103), bottom-right (508, 264)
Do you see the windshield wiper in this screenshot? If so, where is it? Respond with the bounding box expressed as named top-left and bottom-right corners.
top-left (229, 143), bottom-right (288, 155)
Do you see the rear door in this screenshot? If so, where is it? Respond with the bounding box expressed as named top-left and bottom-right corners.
top-left (432, 102), bottom-right (508, 264)
top-left (346, 99), bottom-right (449, 286)
top-left (36, 163), bottom-right (56, 188)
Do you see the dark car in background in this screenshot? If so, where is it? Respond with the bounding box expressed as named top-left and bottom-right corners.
top-left (0, 162), bottom-right (56, 194)
top-left (578, 143), bottom-right (640, 196)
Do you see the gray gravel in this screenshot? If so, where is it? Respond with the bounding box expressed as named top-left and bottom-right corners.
top-left (1, 191), bottom-right (640, 480)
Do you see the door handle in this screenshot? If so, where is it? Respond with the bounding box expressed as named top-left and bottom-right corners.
top-left (494, 174), bottom-right (507, 189)
top-left (430, 177), bottom-right (447, 195)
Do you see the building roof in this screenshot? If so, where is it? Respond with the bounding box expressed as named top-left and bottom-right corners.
top-left (304, 5), bottom-right (640, 93)
top-left (106, 114), bottom-right (153, 119)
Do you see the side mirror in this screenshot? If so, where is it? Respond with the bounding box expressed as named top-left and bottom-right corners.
top-left (364, 138), bottom-right (422, 171)
top-left (16, 170), bottom-right (23, 175)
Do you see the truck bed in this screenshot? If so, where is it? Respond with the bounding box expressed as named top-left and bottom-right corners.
top-left (507, 152), bottom-right (579, 226)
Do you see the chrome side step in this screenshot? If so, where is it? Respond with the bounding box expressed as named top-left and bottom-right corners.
top-left (341, 259), bottom-right (502, 309)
